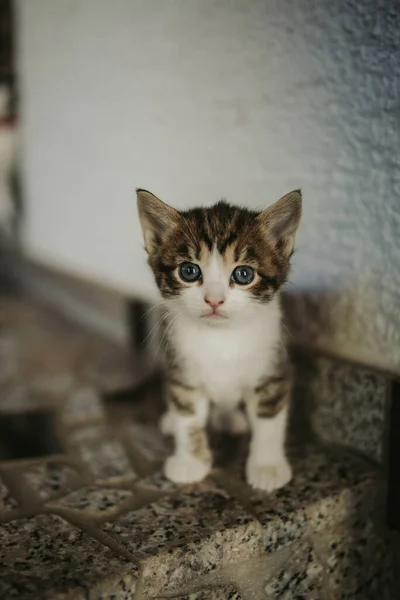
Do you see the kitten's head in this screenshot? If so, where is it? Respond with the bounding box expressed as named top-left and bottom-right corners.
top-left (137, 189), bottom-right (301, 325)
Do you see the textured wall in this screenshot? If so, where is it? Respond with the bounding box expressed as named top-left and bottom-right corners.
top-left (17, 0), bottom-right (400, 371)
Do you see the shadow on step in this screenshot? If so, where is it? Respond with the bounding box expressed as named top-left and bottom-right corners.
top-left (0, 410), bottom-right (62, 461)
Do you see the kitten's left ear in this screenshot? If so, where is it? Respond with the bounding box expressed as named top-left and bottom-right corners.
top-left (136, 189), bottom-right (181, 254)
top-left (257, 190), bottom-right (302, 259)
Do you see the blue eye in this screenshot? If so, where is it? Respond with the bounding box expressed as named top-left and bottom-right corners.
top-left (179, 262), bottom-right (202, 282)
top-left (232, 266), bottom-right (254, 285)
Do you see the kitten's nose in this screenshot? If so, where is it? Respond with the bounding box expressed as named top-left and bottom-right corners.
top-left (204, 295), bottom-right (225, 309)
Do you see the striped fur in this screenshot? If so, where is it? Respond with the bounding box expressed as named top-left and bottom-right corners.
top-left (137, 189), bottom-right (301, 302)
top-left (137, 188), bottom-right (302, 491)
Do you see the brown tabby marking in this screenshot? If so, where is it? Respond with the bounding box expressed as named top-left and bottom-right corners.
top-left (255, 378), bottom-right (291, 418)
top-left (137, 189), bottom-right (301, 303)
top-left (255, 352), bottom-right (292, 418)
top-left (166, 381), bottom-right (196, 416)
top-left (189, 426), bottom-right (212, 462)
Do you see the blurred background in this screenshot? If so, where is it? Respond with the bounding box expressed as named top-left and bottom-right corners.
top-left (0, 0), bottom-right (399, 372)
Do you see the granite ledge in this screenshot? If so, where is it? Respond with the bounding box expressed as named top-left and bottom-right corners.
top-left (0, 283), bottom-right (391, 599)
top-left (0, 513), bottom-right (139, 599)
top-left (212, 443), bottom-right (378, 554)
top-left (102, 484), bottom-right (264, 597)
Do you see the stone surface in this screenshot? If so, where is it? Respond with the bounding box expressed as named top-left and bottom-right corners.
top-left (0, 295), bottom-right (135, 396)
top-left (0, 475), bottom-right (17, 510)
top-left (264, 542), bottom-right (324, 599)
top-left (218, 443), bottom-right (376, 554)
top-left (31, 372), bottom-right (75, 395)
top-left (88, 571), bottom-right (139, 600)
top-left (62, 384), bottom-right (105, 425)
top-left (312, 519), bottom-right (400, 599)
top-left (139, 469), bottom-right (182, 493)
top-left (0, 410), bottom-right (63, 461)
top-left (174, 589), bottom-right (241, 600)
top-left (0, 384), bottom-right (37, 412)
top-left (69, 425), bottom-right (135, 482)
top-left (57, 486), bottom-right (134, 518)
top-left (0, 514), bottom-right (137, 599)
top-left (22, 461), bottom-right (78, 500)
top-left (82, 347), bottom-right (141, 393)
top-left (103, 486), bottom-right (263, 596)
top-left (0, 331), bottom-right (18, 383)
top-left (0, 286), bottom-right (394, 599)
top-left (292, 350), bottom-right (389, 463)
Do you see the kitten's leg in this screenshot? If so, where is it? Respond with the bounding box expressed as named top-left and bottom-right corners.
top-left (245, 368), bottom-right (292, 492)
top-left (159, 410), bottom-right (175, 435)
top-left (163, 381), bottom-right (211, 484)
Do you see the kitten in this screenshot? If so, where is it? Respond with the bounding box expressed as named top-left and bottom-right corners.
top-left (137, 188), bottom-right (302, 491)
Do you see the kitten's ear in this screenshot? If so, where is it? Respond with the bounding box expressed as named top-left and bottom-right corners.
top-left (257, 190), bottom-right (302, 259)
top-left (136, 189), bottom-right (181, 253)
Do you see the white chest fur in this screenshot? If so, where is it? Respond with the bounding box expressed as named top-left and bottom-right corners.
top-left (169, 298), bottom-right (282, 407)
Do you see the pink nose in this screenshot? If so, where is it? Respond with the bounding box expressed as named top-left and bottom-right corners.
top-left (205, 296), bottom-right (225, 309)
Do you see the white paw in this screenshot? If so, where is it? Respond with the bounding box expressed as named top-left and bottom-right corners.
top-left (211, 409), bottom-right (249, 435)
top-left (160, 411), bottom-right (175, 435)
top-left (164, 454), bottom-right (211, 484)
top-left (246, 459), bottom-right (292, 492)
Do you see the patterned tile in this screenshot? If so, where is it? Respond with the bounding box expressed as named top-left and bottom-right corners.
top-left (68, 425), bottom-right (135, 483)
top-left (0, 514), bottom-right (137, 599)
top-left (138, 469), bottom-right (182, 493)
top-left (56, 486), bottom-right (134, 519)
top-left (22, 462), bottom-right (79, 500)
top-left (62, 384), bottom-right (105, 425)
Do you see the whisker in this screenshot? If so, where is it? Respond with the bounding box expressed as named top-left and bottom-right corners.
top-left (152, 311), bottom-right (179, 361)
top-left (156, 308), bottom-right (190, 361)
top-left (281, 320), bottom-right (293, 341)
top-left (138, 299), bottom-right (168, 322)
top-left (142, 309), bottom-right (172, 347)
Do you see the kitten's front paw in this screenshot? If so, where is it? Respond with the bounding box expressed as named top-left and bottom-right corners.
top-left (246, 459), bottom-right (292, 492)
top-left (164, 455), bottom-right (211, 484)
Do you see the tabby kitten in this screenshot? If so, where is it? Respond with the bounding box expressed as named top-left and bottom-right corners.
top-left (137, 188), bottom-right (302, 491)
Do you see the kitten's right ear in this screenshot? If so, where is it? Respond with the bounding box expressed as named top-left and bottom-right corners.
top-left (256, 190), bottom-right (302, 260)
top-left (136, 189), bottom-right (181, 253)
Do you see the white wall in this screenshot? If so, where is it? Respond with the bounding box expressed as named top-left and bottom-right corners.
top-left (17, 0), bottom-right (400, 371)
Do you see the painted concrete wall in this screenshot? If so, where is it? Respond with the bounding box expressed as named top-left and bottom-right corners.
top-left (17, 0), bottom-right (400, 371)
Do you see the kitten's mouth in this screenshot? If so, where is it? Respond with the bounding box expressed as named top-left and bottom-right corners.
top-left (201, 311), bottom-right (228, 320)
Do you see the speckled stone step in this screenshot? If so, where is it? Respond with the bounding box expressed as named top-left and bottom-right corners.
top-left (0, 292), bottom-right (398, 599)
top-left (290, 349), bottom-right (390, 465)
top-left (0, 438), bottom-right (398, 599)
